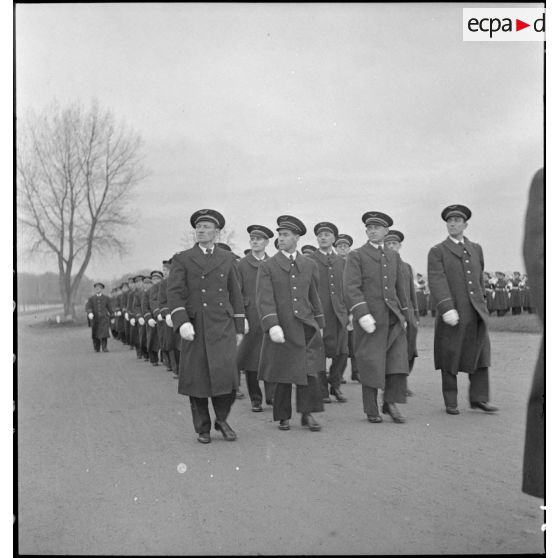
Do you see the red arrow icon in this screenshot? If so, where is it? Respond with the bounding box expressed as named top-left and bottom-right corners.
top-left (516, 19), bottom-right (530, 31)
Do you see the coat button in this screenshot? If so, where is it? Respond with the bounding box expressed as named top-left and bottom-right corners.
top-left (203, 303), bottom-right (207, 307)
top-left (468, 281), bottom-right (472, 284)
top-left (385, 286), bottom-right (388, 289)
top-left (219, 288), bottom-right (223, 292)
top-left (220, 274), bottom-right (224, 277)
top-left (294, 310), bottom-right (298, 313)
top-left (219, 302), bottom-right (223, 306)
top-left (470, 291), bottom-right (474, 295)
top-left (467, 270), bottom-right (471, 274)
top-left (201, 289), bottom-right (206, 293)
top-left (292, 275), bottom-right (296, 278)
top-left (293, 286), bottom-right (297, 290)
top-left (293, 298), bottom-right (298, 302)
top-left (384, 276), bottom-right (387, 279)
top-left (465, 260), bottom-right (470, 263)
top-left (201, 275), bottom-right (205, 279)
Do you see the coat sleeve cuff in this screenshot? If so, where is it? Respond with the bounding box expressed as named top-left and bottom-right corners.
top-left (315, 314), bottom-right (326, 329)
top-left (171, 307), bottom-right (189, 331)
top-left (261, 313), bottom-right (279, 332)
top-left (437, 298), bottom-right (455, 314)
top-left (349, 301), bottom-right (370, 321)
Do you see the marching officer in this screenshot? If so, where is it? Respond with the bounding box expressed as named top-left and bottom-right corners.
top-left (384, 230), bottom-right (419, 396)
top-left (115, 284), bottom-right (127, 344)
top-left (343, 212), bottom-right (410, 424)
top-left (309, 221), bottom-right (349, 403)
top-left (130, 275), bottom-right (145, 360)
top-left (415, 273), bottom-right (429, 317)
top-left (167, 209), bottom-right (245, 444)
top-left (483, 272), bottom-right (495, 315)
top-left (256, 215), bottom-right (326, 432)
top-left (85, 282), bottom-right (113, 353)
top-left (123, 277), bottom-right (135, 347)
top-left (158, 258), bottom-right (181, 378)
top-left (109, 288), bottom-right (119, 340)
top-left (492, 271), bottom-right (509, 316)
top-left (237, 225), bottom-right (276, 412)
top-left (509, 271), bottom-right (523, 315)
top-left (143, 271), bottom-right (163, 366)
top-left (427, 204), bottom-right (497, 415)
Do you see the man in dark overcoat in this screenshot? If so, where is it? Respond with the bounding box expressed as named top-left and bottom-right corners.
top-left (158, 258), bottom-right (181, 378)
top-left (343, 211), bottom-right (410, 424)
top-left (123, 278), bottom-right (135, 347)
top-left (493, 271), bottom-right (510, 316)
top-left (85, 282), bottom-right (113, 352)
top-left (427, 204), bottom-right (497, 415)
top-left (256, 215), bottom-right (326, 432)
top-left (237, 224), bottom-right (276, 412)
top-left (309, 222), bottom-right (349, 403)
top-left (143, 271), bottom-right (163, 366)
top-left (509, 271), bottom-right (523, 315)
top-left (130, 275), bottom-right (145, 360)
top-left (167, 209), bottom-right (245, 444)
top-left (385, 230), bottom-right (419, 396)
top-left (137, 276), bottom-right (152, 361)
top-left (522, 168), bottom-right (544, 498)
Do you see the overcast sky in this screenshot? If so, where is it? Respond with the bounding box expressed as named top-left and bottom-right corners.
top-left (16, 3), bottom-right (543, 281)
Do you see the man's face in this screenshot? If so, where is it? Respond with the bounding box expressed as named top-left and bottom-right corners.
top-left (277, 230), bottom-right (298, 252)
top-left (195, 221), bottom-right (219, 244)
top-left (152, 276), bottom-right (161, 285)
top-left (122, 285), bottom-right (129, 293)
top-left (249, 234), bottom-right (268, 252)
top-left (366, 224), bottom-right (388, 244)
top-left (385, 240), bottom-right (401, 253)
top-left (135, 281), bottom-right (143, 291)
top-left (128, 281), bottom-right (135, 290)
top-left (445, 216), bottom-right (468, 236)
top-left (163, 265), bottom-right (171, 278)
top-left (94, 285), bottom-right (103, 295)
top-left (336, 243), bottom-right (350, 257)
top-left (317, 231), bottom-right (335, 250)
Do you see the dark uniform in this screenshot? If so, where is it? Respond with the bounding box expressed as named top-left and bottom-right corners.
top-left (415, 275), bottom-right (428, 317)
top-left (492, 273), bottom-right (510, 316)
top-left (158, 260), bottom-right (181, 378)
top-left (167, 209), bottom-right (245, 442)
top-left (143, 271), bottom-right (163, 365)
top-left (123, 279), bottom-right (135, 346)
top-left (509, 273), bottom-right (523, 315)
top-left (256, 215), bottom-right (326, 430)
top-left (427, 204), bottom-right (496, 414)
top-left (522, 276), bottom-right (533, 313)
top-left (130, 276), bottom-right (146, 359)
top-left (109, 289), bottom-right (119, 340)
top-left (343, 212), bottom-right (410, 423)
top-left (483, 274), bottom-right (495, 315)
top-left (309, 222), bottom-right (349, 402)
top-left (85, 283), bottom-right (113, 352)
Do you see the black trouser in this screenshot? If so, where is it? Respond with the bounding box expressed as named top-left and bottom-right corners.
top-left (148, 350), bottom-right (159, 364)
top-left (348, 330), bottom-right (358, 376)
top-left (328, 354), bottom-right (348, 389)
top-left (496, 309), bottom-right (508, 317)
top-left (512, 307), bottom-right (522, 315)
top-left (273, 376), bottom-right (323, 421)
top-left (101, 338), bottom-right (107, 351)
top-left (189, 392), bottom-right (236, 434)
top-left (440, 367), bottom-right (489, 408)
top-left (169, 349), bottom-right (180, 373)
top-left (244, 371), bottom-right (276, 405)
top-left (362, 375), bottom-right (407, 416)
top-left (93, 338), bottom-right (101, 352)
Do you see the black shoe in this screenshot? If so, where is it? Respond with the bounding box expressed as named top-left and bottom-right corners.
top-left (446, 406), bottom-right (460, 415)
top-left (215, 421), bottom-right (237, 441)
top-left (382, 402), bottom-right (406, 423)
top-left (236, 391), bottom-right (245, 400)
top-left (301, 413), bottom-right (321, 431)
top-left (323, 396), bottom-right (332, 404)
top-left (166, 367), bottom-right (173, 372)
top-left (470, 402), bottom-right (498, 413)
top-left (406, 388), bottom-right (414, 397)
top-left (351, 372), bottom-right (361, 382)
top-left (102, 348), bottom-right (109, 353)
top-left (173, 373), bottom-right (179, 379)
top-left (265, 399), bottom-right (274, 406)
top-left (152, 362), bottom-right (159, 366)
top-left (330, 386), bottom-right (347, 402)
top-left (251, 404), bottom-right (263, 413)
top-left (341, 379), bottom-right (347, 384)
top-left (278, 419), bottom-right (290, 431)
top-left (197, 432), bottom-right (211, 444)
top-left (94, 349), bottom-right (100, 352)
top-left (367, 414), bottom-right (383, 423)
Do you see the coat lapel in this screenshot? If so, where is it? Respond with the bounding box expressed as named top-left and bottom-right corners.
top-left (202, 246), bottom-right (227, 274)
top-left (246, 252), bottom-right (268, 269)
top-left (273, 251), bottom-right (293, 273)
top-left (312, 250), bottom-right (330, 267)
top-left (360, 241), bottom-right (382, 262)
top-left (443, 237), bottom-right (464, 259)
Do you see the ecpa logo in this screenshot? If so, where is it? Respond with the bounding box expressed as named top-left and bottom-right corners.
top-left (463, 8), bottom-right (545, 41)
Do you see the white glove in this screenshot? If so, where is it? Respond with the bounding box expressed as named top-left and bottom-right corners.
top-left (244, 318), bottom-right (250, 334)
top-left (269, 325), bottom-right (285, 343)
top-left (442, 309), bottom-right (459, 326)
top-left (165, 314), bottom-right (173, 328)
top-left (87, 313), bottom-right (94, 320)
top-left (124, 312), bottom-right (129, 321)
top-left (358, 314), bottom-right (376, 334)
top-left (157, 314), bottom-right (163, 322)
top-left (347, 314), bottom-right (354, 331)
top-left (148, 318), bottom-right (156, 327)
top-left (180, 322), bottom-right (195, 341)
top-left (116, 311), bottom-right (122, 317)
top-left (320, 328), bottom-right (324, 337)
top-left (130, 318), bottom-right (136, 326)
top-left (138, 317), bottom-right (145, 326)
top-left (110, 318), bottom-right (115, 324)
top-left (236, 333), bottom-right (244, 346)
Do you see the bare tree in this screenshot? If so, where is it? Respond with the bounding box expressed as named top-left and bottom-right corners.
top-left (17, 100), bottom-right (148, 318)
top-left (181, 227), bottom-right (238, 253)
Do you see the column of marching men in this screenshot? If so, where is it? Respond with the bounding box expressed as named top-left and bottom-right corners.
top-left (86, 203), bottom-right (501, 444)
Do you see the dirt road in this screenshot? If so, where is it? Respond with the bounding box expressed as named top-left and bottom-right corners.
top-left (17, 316), bottom-right (544, 554)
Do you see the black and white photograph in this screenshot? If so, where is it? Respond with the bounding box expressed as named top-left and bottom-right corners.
top-left (14, 2), bottom-right (546, 555)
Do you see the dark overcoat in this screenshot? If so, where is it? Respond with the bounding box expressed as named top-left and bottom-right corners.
top-left (492, 278), bottom-right (510, 311)
top-left (167, 245), bottom-right (245, 398)
top-left (125, 290), bottom-right (137, 344)
top-left (142, 285), bottom-right (160, 352)
top-left (308, 251), bottom-right (349, 357)
top-left (343, 243), bottom-right (410, 389)
top-left (427, 237), bottom-right (491, 374)
top-left (256, 251), bottom-right (326, 385)
top-left (509, 278), bottom-right (522, 308)
top-left (157, 277), bottom-right (180, 351)
top-left (131, 290), bottom-right (145, 348)
top-left (85, 294), bottom-right (112, 339)
top-left (401, 260), bottom-right (419, 360)
top-left (522, 168), bottom-right (544, 498)
top-left (236, 252), bottom-right (269, 371)
top-left (484, 280), bottom-right (495, 313)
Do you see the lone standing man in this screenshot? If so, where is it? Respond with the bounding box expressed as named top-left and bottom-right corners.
top-left (167, 209), bottom-right (245, 444)
top-left (86, 282), bottom-right (113, 353)
top-left (427, 204), bottom-right (497, 415)
top-left (343, 212), bottom-right (410, 424)
top-left (256, 215), bottom-right (326, 432)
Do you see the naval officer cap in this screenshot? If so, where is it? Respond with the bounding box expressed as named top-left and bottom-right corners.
top-left (441, 204), bottom-right (471, 221)
top-left (362, 211), bottom-right (393, 228)
top-left (162, 259), bottom-right (172, 266)
top-left (335, 234), bottom-right (353, 247)
top-left (385, 230), bottom-right (405, 243)
top-left (314, 221), bottom-right (339, 237)
top-left (247, 224), bottom-right (274, 239)
top-left (134, 275), bottom-right (144, 282)
top-left (190, 209), bottom-right (225, 229)
top-left (93, 282), bottom-right (105, 288)
top-left (127, 276), bottom-right (135, 282)
top-left (301, 245), bottom-right (317, 255)
top-left (143, 275), bottom-right (152, 284)
top-left (276, 215), bottom-right (307, 236)
top-left (151, 270), bottom-right (163, 279)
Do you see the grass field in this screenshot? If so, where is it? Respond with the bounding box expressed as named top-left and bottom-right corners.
top-left (418, 312), bottom-right (542, 334)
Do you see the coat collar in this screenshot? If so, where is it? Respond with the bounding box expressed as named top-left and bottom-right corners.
top-left (443, 236), bottom-right (472, 259)
top-left (273, 250), bottom-right (300, 273)
top-left (245, 252), bottom-right (269, 269)
top-left (189, 244), bottom-right (228, 274)
top-left (311, 250), bottom-right (335, 266)
top-left (360, 241), bottom-right (384, 262)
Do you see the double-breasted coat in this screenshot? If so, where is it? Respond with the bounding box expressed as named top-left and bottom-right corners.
top-left (427, 237), bottom-right (491, 374)
top-left (85, 294), bottom-right (113, 339)
top-left (142, 284), bottom-right (160, 352)
top-left (256, 251), bottom-right (326, 385)
top-left (131, 289), bottom-right (145, 347)
top-left (308, 250), bottom-right (349, 357)
top-left (401, 260), bottom-right (419, 360)
top-left (492, 277), bottom-right (510, 311)
top-left (343, 243), bottom-right (410, 389)
top-left (236, 252), bottom-right (269, 371)
top-left (167, 245), bottom-right (245, 398)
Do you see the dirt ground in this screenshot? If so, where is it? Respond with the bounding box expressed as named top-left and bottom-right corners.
top-left (16, 314), bottom-right (544, 555)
